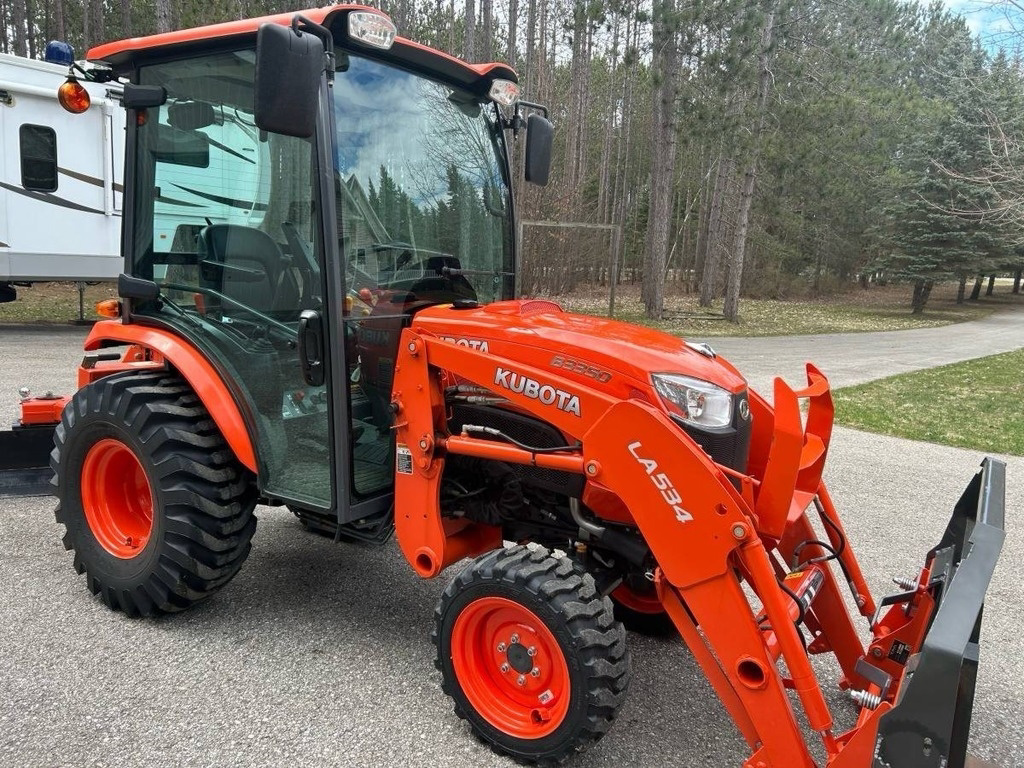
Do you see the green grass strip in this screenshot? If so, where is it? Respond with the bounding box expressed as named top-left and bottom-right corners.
top-left (833, 349), bottom-right (1024, 455)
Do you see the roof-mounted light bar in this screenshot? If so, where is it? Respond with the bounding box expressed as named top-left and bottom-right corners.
top-left (488, 79), bottom-right (519, 107)
top-left (348, 11), bottom-right (397, 50)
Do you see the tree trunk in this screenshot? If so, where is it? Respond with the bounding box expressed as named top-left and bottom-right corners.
top-left (986, 274), bottom-right (995, 296)
top-left (597, 15), bottom-right (620, 222)
top-left (956, 274), bottom-right (967, 303)
top-left (1014, 269), bottom-right (1021, 294)
top-left (90, 0), bottom-right (104, 45)
top-left (121, 0), bottom-right (132, 39)
top-left (507, 0), bottom-right (517, 67)
top-left (25, 0), bottom-right (35, 57)
top-left (699, 154), bottom-right (731, 307)
top-left (723, 3), bottom-right (776, 323)
top-left (693, 151), bottom-right (713, 293)
top-left (524, 0), bottom-right (536, 95)
top-left (641, 0), bottom-right (679, 319)
top-left (83, 0), bottom-right (90, 50)
top-left (464, 0), bottom-right (476, 60)
top-left (156, 0), bottom-right (173, 33)
top-left (563, 3), bottom-right (591, 200)
top-left (911, 279), bottom-right (934, 314)
top-left (53, 0), bottom-right (65, 40)
top-left (11, 0), bottom-right (28, 57)
top-left (969, 275), bottom-right (983, 300)
top-left (724, 164), bottom-right (757, 322)
top-left (480, 0), bottom-right (492, 60)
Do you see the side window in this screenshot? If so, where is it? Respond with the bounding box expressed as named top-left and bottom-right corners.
top-left (20, 124), bottom-right (58, 192)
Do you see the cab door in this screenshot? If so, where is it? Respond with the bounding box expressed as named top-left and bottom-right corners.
top-left (131, 50), bottom-right (343, 513)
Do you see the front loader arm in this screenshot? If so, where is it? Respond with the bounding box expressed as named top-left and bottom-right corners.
top-left (389, 329), bottom-right (1005, 768)
top-left (391, 330), bottom-right (833, 764)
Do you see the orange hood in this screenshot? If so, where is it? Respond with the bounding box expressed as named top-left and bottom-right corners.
top-left (410, 300), bottom-right (747, 396)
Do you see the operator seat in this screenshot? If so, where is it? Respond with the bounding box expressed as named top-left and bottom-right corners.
top-left (198, 224), bottom-right (299, 319)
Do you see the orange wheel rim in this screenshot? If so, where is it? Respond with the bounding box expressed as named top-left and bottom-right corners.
top-left (450, 596), bottom-right (570, 739)
top-left (81, 438), bottom-right (154, 559)
top-left (612, 584), bottom-right (664, 614)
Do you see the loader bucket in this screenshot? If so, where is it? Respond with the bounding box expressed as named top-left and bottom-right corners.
top-left (870, 458), bottom-right (1005, 768)
top-left (0, 425), bottom-right (57, 497)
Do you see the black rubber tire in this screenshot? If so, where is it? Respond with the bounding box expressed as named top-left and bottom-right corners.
top-left (52, 370), bottom-right (257, 617)
top-left (611, 599), bottom-right (677, 636)
top-left (434, 545), bottom-right (631, 764)
top-left (610, 582), bottom-right (678, 637)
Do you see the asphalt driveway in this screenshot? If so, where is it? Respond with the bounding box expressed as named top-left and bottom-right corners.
top-left (0, 305), bottom-right (1022, 768)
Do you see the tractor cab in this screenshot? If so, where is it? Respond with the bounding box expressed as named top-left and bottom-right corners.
top-left (83, 7), bottom-right (550, 528)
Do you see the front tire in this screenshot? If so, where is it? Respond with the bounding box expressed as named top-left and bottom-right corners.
top-left (52, 371), bottom-right (257, 616)
top-left (434, 545), bottom-right (631, 764)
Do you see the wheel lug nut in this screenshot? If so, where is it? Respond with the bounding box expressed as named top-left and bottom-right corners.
top-left (497, 642), bottom-right (506, 652)
top-left (500, 663), bottom-right (510, 673)
top-left (510, 633), bottom-right (519, 644)
top-left (531, 667), bottom-right (540, 677)
top-left (517, 675), bottom-right (526, 686)
top-left (527, 646), bottom-right (536, 657)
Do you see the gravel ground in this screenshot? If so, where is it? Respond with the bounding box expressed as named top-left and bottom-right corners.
top-left (0, 310), bottom-right (1022, 768)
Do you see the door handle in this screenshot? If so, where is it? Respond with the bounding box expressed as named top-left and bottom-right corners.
top-left (297, 309), bottom-right (325, 386)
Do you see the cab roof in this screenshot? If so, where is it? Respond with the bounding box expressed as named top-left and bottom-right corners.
top-left (88, 5), bottom-right (517, 92)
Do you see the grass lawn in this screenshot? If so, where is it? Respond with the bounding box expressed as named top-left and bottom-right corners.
top-left (557, 282), bottom-right (1017, 337)
top-left (833, 348), bottom-right (1024, 456)
top-left (0, 282), bottom-right (117, 324)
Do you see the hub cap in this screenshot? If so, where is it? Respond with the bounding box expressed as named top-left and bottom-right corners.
top-left (81, 438), bottom-right (154, 558)
top-left (451, 596), bottom-right (570, 738)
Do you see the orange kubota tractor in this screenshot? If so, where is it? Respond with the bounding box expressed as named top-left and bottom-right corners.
top-left (0, 7), bottom-right (1006, 767)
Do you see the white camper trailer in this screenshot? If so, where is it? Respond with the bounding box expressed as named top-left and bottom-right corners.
top-left (0, 51), bottom-right (274, 304)
top-left (0, 52), bottom-right (125, 301)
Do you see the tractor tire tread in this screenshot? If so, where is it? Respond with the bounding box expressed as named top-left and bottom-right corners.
top-left (52, 370), bottom-right (257, 617)
top-left (433, 544), bottom-right (631, 765)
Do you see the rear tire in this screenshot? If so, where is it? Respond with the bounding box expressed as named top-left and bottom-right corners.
top-left (434, 545), bottom-right (631, 764)
top-left (52, 371), bottom-right (257, 617)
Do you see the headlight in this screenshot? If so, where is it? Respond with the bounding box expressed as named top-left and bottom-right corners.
top-left (651, 373), bottom-right (733, 428)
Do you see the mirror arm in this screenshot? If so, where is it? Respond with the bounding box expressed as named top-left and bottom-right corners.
top-left (509, 99), bottom-right (549, 138)
top-left (517, 100), bottom-right (548, 119)
top-left (291, 14), bottom-right (336, 84)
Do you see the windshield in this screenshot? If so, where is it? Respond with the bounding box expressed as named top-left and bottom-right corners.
top-left (332, 53), bottom-right (514, 306)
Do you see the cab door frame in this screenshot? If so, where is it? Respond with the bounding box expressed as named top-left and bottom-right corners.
top-left (315, 71), bottom-right (395, 526)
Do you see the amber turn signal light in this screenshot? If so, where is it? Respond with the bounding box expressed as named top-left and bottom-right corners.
top-left (95, 299), bottom-right (121, 318)
top-left (58, 78), bottom-right (90, 113)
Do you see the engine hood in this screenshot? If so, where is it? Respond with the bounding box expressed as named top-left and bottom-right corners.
top-left (410, 299), bottom-right (747, 395)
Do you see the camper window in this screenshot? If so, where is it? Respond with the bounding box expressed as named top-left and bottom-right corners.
top-left (20, 124), bottom-right (58, 192)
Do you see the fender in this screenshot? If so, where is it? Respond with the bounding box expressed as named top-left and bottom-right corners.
top-left (83, 320), bottom-right (258, 473)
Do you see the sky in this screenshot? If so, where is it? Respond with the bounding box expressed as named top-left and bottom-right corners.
top-left (942, 0), bottom-right (1024, 53)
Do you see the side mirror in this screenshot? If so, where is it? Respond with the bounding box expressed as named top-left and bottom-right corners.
top-left (167, 100), bottom-right (216, 130)
top-left (254, 22), bottom-right (323, 138)
top-left (122, 84), bottom-right (166, 109)
top-left (524, 113), bottom-right (554, 186)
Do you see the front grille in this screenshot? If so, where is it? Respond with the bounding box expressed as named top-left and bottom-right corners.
top-left (677, 391), bottom-right (752, 473)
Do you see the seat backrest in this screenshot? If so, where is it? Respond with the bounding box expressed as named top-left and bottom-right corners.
top-left (198, 224), bottom-right (283, 315)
